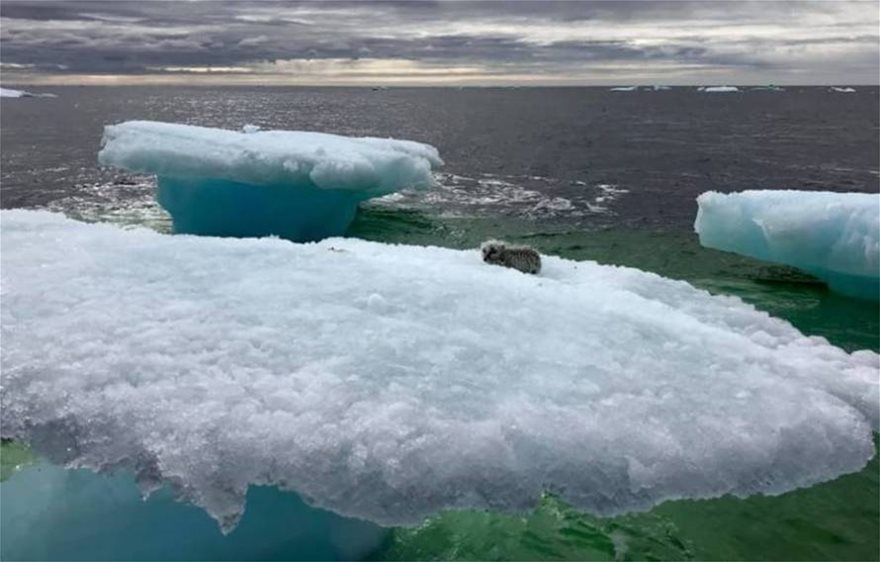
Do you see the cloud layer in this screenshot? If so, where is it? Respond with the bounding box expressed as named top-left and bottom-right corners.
top-left (1, 1), bottom-right (877, 85)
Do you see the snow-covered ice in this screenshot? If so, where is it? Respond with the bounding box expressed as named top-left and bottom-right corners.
top-left (695, 190), bottom-right (879, 300)
top-left (98, 121), bottom-right (442, 241)
top-left (2, 211), bottom-right (877, 532)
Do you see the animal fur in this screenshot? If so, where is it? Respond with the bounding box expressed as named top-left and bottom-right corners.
top-left (481, 240), bottom-right (541, 274)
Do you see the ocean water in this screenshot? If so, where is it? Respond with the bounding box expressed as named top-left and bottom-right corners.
top-left (1, 86), bottom-right (878, 560)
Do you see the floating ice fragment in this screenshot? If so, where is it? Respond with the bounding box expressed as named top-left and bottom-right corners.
top-left (0, 87), bottom-right (56, 98)
top-left (751, 85), bottom-right (785, 91)
top-left (98, 121), bottom-right (442, 241)
top-left (609, 86), bottom-right (638, 92)
top-left (701, 86), bottom-right (739, 93)
top-left (241, 124), bottom-right (261, 133)
top-left (2, 211), bottom-right (877, 532)
top-left (695, 190), bottom-right (880, 300)
top-left (0, 87), bottom-right (28, 98)
top-left (829, 87), bottom-right (856, 93)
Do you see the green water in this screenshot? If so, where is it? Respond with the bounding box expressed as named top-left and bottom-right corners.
top-left (374, 438), bottom-right (879, 561)
top-left (0, 440), bottom-right (36, 483)
top-left (350, 208), bottom-right (880, 561)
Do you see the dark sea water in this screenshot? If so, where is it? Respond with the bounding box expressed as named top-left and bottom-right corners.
top-left (1, 86), bottom-right (878, 561)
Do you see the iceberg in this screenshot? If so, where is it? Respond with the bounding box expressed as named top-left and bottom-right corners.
top-left (750, 85), bottom-right (785, 91)
top-left (701, 86), bottom-right (739, 93)
top-left (2, 211), bottom-right (877, 532)
top-left (98, 121), bottom-right (442, 242)
top-left (829, 86), bottom-right (856, 93)
top-left (609, 86), bottom-right (638, 92)
top-left (695, 190), bottom-right (880, 300)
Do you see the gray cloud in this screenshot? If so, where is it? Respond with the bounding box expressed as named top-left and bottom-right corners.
top-left (1, 0), bottom-right (877, 84)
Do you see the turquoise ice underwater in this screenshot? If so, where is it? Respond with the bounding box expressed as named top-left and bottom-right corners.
top-left (98, 121), bottom-right (442, 242)
top-left (1, 121), bottom-right (878, 561)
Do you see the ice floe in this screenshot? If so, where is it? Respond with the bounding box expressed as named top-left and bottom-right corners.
top-left (695, 190), bottom-right (880, 300)
top-left (0, 86), bottom-right (56, 98)
top-left (700, 86), bottom-right (740, 93)
top-left (98, 121), bottom-right (442, 242)
top-left (2, 210), bottom-right (877, 532)
top-left (829, 87), bottom-right (856, 93)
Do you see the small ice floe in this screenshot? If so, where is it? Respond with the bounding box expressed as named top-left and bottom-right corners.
top-left (829, 86), bottom-right (856, 93)
top-left (650, 85), bottom-right (672, 91)
top-left (609, 86), bottom-right (638, 92)
top-left (701, 86), bottom-right (739, 93)
top-left (0, 87), bottom-right (57, 98)
top-left (750, 85), bottom-right (785, 91)
top-left (695, 190), bottom-right (879, 300)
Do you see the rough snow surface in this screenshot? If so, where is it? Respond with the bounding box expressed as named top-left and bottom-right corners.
top-left (98, 121), bottom-right (442, 241)
top-left (695, 190), bottom-right (879, 300)
top-left (2, 211), bottom-right (877, 532)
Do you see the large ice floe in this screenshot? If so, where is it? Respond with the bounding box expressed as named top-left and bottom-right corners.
top-left (2, 210), bottom-right (878, 533)
top-left (695, 190), bottom-right (880, 300)
top-left (98, 121), bottom-right (442, 242)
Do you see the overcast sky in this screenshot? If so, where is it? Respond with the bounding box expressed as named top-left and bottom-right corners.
top-left (1, 1), bottom-right (877, 86)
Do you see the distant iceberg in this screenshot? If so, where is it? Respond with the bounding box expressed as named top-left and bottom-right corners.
top-left (0, 87), bottom-right (27, 98)
top-left (0, 86), bottom-right (56, 98)
top-left (695, 190), bottom-right (879, 300)
top-left (650, 85), bottom-right (672, 91)
top-left (609, 86), bottom-right (638, 92)
top-left (3, 210), bottom-right (877, 532)
top-left (751, 85), bottom-right (785, 91)
top-left (829, 86), bottom-right (856, 93)
top-left (98, 121), bottom-right (442, 242)
top-left (701, 86), bottom-right (739, 93)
